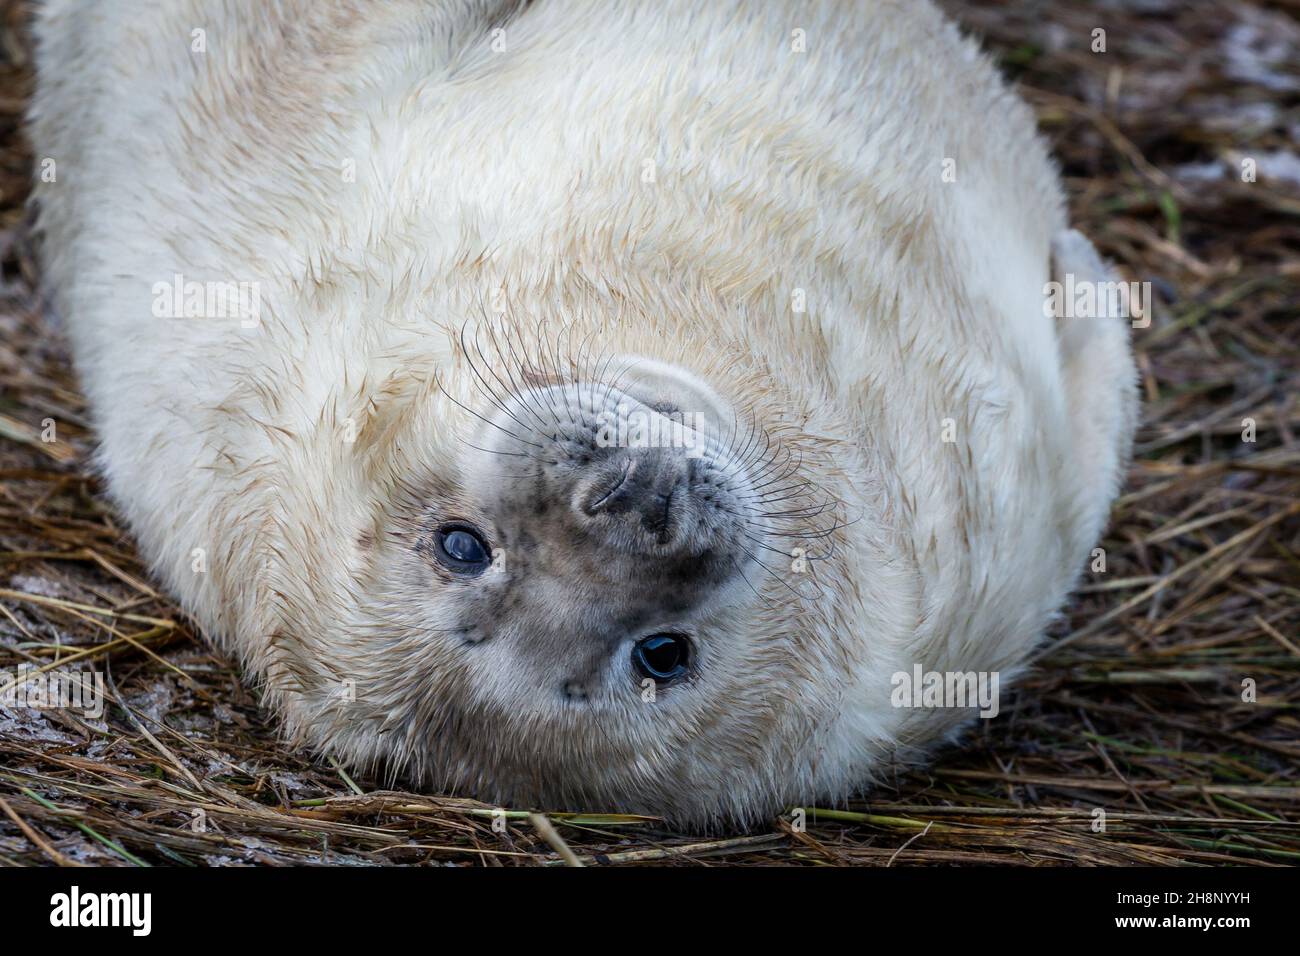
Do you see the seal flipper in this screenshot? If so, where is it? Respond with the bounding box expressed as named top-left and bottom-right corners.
top-left (1051, 229), bottom-right (1140, 557)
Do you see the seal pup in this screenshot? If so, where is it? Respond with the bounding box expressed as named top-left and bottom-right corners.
top-left (29, 0), bottom-right (1137, 825)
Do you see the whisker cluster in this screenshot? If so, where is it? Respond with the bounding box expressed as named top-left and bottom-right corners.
top-left (441, 312), bottom-right (848, 603)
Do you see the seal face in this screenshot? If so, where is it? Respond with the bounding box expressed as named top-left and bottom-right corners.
top-left (429, 369), bottom-right (764, 676)
top-left (346, 333), bottom-right (851, 820)
top-left (30, 0), bottom-right (1138, 825)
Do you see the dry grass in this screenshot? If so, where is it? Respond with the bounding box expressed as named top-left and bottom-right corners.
top-left (1, 0), bottom-right (1298, 866)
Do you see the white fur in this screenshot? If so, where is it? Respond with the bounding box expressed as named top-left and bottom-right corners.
top-left (29, 0), bottom-right (1136, 823)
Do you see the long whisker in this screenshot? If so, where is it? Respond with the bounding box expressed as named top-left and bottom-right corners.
top-left (433, 369), bottom-right (545, 450)
top-left (461, 322), bottom-right (542, 441)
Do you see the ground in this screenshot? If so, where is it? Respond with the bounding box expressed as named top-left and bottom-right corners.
top-left (0, 0), bottom-right (1297, 866)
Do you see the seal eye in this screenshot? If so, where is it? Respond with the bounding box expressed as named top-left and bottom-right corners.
top-left (434, 524), bottom-right (491, 574)
top-left (632, 633), bottom-right (691, 683)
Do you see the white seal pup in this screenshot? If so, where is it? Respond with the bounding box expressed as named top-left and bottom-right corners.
top-left (29, 0), bottom-right (1137, 825)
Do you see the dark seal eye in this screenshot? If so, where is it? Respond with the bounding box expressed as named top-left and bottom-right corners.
top-left (632, 633), bottom-right (691, 683)
top-left (434, 524), bottom-right (491, 574)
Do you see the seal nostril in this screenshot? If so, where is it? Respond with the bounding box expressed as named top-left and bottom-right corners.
top-left (642, 482), bottom-right (677, 537)
top-left (583, 458), bottom-right (635, 514)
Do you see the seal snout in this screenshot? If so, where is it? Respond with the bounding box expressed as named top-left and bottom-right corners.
top-left (573, 446), bottom-right (701, 552)
top-left (472, 372), bottom-right (757, 584)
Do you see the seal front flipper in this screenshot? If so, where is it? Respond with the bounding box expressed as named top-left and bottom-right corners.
top-left (1050, 228), bottom-right (1140, 559)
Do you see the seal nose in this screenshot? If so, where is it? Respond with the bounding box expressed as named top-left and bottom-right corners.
top-left (575, 447), bottom-right (693, 548)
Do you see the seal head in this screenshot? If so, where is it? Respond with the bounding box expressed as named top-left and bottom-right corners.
top-left (318, 329), bottom-right (857, 825)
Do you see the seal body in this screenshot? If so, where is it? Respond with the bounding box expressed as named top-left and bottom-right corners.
top-left (30, 0), bottom-right (1137, 824)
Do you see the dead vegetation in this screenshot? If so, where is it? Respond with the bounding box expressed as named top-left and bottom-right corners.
top-left (1, 0), bottom-right (1297, 866)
